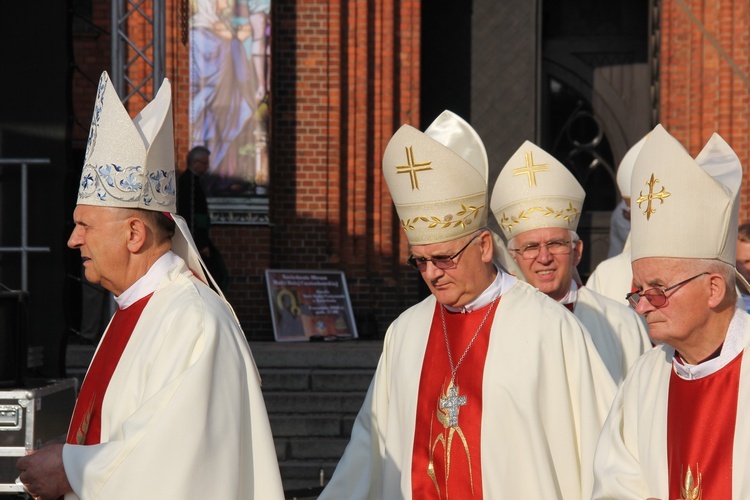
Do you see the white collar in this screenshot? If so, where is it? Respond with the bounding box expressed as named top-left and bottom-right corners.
top-left (672, 307), bottom-right (748, 380)
top-left (115, 251), bottom-right (181, 309)
top-left (559, 280), bottom-right (579, 306)
top-left (444, 266), bottom-right (517, 313)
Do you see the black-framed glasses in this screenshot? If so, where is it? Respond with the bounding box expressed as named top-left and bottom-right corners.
top-left (407, 235), bottom-right (480, 272)
top-left (626, 272), bottom-right (709, 309)
top-left (508, 239), bottom-right (574, 260)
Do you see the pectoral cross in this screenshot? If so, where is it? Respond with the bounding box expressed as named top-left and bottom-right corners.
top-left (440, 385), bottom-right (467, 427)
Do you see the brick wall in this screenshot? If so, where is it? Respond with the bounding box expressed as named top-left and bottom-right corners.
top-left (171, 0), bottom-right (423, 340)
top-left (660, 0), bottom-right (750, 222)
top-left (261, 0), bottom-right (424, 340)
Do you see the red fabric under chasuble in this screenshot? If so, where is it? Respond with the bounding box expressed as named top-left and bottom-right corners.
top-left (667, 351), bottom-right (743, 500)
top-left (411, 300), bottom-right (498, 499)
top-left (67, 293), bottom-right (154, 445)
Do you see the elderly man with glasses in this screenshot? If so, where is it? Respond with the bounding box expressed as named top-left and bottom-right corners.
top-left (592, 125), bottom-right (750, 500)
top-left (490, 141), bottom-right (650, 386)
top-left (319, 111), bottom-right (616, 500)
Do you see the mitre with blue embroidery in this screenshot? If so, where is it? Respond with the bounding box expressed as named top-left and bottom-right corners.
top-left (382, 110), bottom-right (489, 245)
top-left (630, 124), bottom-right (742, 265)
top-left (77, 71), bottom-right (176, 212)
top-left (490, 141), bottom-right (585, 240)
top-left (76, 71), bottom-right (224, 296)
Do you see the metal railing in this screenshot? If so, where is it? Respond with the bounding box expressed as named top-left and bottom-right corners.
top-left (0, 159), bottom-right (52, 292)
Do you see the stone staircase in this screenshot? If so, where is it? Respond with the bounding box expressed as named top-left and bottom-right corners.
top-left (251, 341), bottom-right (381, 496)
top-left (66, 339), bottom-right (383, 498)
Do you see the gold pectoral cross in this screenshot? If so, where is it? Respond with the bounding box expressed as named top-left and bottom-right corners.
top-left (439, 384), bottom-right (467, 427)
top-left (636, 173), bottom-right (671, 220)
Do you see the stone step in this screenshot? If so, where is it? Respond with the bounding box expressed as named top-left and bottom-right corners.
top-left (275, 437), bottom-right (351, 461)
top-left (279, 459), bottom-right (339, 484)
top-left (251, 340), bottom-right (382, 369)
top-left (259, 368), bottom-right (375, 392)
top-left (269, 413), bottom-right (357, 437)
top-left (264, 391), bottom-right (366, 414)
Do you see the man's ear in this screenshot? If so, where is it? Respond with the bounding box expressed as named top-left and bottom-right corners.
top-left (572, 239), bottom-right (584, 267)
top-left (706, 273), bottom-right (728, 308)
top-left (480, 230), bottom-right (495, 264)
top-left (125, 217), bottom-right (148, 253)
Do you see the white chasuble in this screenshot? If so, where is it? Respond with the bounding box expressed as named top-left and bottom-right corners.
top-left (320, 279), bottom-right (616, 499)
top-left (574, 286), bottom-right (651, 384)
top-left (62, 259), bottom-right (283, 499)
top-left (593, 308), bottom-right (750, 500)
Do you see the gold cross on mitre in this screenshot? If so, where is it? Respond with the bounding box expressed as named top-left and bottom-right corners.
top-left (636, 173), bottom-right (671, 220)
top-left (396, 146), bottom-right (433, 190)
top-left (513, 151), bottom-right (549, 187)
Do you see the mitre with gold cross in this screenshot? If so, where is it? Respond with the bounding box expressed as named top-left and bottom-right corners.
top-left (382, 110), bottom-right (489, 245)
top-left (630, 124), bottom-right (742, 265)
top-left (489, 140), bottom-right (585, 240)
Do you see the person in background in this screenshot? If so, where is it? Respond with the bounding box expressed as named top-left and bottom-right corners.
top-left (319, 111), bottom-right (615, 500)
top-left (490, 141), bottom-right (650, 385)
top-left (15, 72), bottom-right (283, 500)
top-left (592, 124), bottom-right (750, 500)
top-left (178, 146), bottom-right (229, 292)
top-left (587, 134), bottom-right (648, 305)
top-left (736, 222), bottom-right (750, 312)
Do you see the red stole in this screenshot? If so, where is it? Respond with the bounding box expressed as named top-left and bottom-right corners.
top-left (411, 300), bottom-right (498, 499)
top-left (67, 293), bottom-right (153, 445)
top-left (667, 351), bottom-right (743, 500)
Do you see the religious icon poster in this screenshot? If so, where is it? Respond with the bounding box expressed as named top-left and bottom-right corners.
top-left (189, 0), bottom-right (271, 221)
top-left (265, 270), bottom-right (359, 342)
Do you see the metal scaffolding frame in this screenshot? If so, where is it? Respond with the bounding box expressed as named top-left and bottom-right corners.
top-left (0, 159), bottom-right (52, 292)
top-left (111, 0), bottom-right (165, 103)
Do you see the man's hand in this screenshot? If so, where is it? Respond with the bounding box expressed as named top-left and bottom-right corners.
top-left (16, 444), bottom-right (72, 500)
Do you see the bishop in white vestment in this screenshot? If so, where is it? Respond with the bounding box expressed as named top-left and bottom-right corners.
top-left (320, 111), bottom-right (616, 500)
top-left (593, 125), bottom-right (750, 499)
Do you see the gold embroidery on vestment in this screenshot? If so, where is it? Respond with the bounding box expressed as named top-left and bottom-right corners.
top-left (513, 151), bottom-right (549, 187)
top-left (401, 203), bottom-right (485, 233)
top-left (636, 173), bottom-right (670, 220)
top-left (680, 464), bottom-right (702, 500)
top-left (396, 146), bottom-right (433, 190)
top-left (498, 202), bottom-right (581, 233)
top-left (427, 379), bottom-right (475, 498)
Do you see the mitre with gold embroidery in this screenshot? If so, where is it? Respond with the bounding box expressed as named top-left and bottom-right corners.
top-left (382, 110), bottom-right (489, 245)
top-left (490, 141), bottom-right (585, 240)
top-left (630, 124), bottom-right (742, 265)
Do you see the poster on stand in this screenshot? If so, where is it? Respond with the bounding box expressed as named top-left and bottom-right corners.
top-left (265, 270), bottom-right (359, 342)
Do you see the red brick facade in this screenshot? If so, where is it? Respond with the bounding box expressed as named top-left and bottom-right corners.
top-left (660, 0), bottom-right (750, 222)
top-left (71, 0), bottom-right (750, 339)
top-left (73, 0), bottom-right (423, 340)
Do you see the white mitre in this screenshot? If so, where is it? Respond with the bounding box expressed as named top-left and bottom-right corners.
top-left (630, 124), bottom-right (742, 265)
top-left (490, 141), bottom-right (585, 240)
top-left (616, 134), bottom-right (648, 199)
top-left (77, 71), bottom-right (176, 211)
top-left (382, 110), bottom-right (489, 245)
top-left (76, 71), bottom-right (223, 296)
